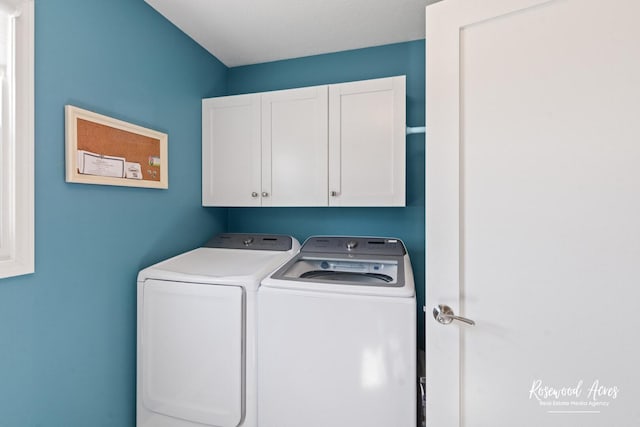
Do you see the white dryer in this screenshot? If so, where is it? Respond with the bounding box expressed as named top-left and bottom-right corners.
top-left (136, 233), bottom-right (300, 427)
top-left (258, 236), bottom-right (417, 427)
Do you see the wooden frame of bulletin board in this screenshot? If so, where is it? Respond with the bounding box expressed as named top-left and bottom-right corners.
top-left (65, 105), bottom-right (168, 189)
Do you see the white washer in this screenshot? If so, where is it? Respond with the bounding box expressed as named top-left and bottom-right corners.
top-left (258, 236), bottom-right (417, 427)
top-left (137, 233), bottom-right (300, 427)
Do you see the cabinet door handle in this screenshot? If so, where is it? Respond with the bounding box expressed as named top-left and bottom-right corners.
top-left (330, 191), bottom-right (339, 197)
top-left (251, 192), bottom-right (259, 198)
top-left (262, 192), bottom-right (269, 197)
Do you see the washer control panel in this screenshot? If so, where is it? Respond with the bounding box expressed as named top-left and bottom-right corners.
top-left (301, 236), bottom-right (406, 256)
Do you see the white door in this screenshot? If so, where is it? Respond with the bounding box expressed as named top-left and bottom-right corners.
top-left (261, 86), bottom-right (328, 206)
top-left (425, 1), bottom-right (640, 426)
top-left (139, 280), bottom-right (243, 427)
top-left (328, 76), bottom-right (406, 206)
top-left (202, 94), bottom-right (261, 206)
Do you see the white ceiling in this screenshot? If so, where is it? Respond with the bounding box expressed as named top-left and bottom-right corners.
top-left (144, 0), bottom-right (437, 67)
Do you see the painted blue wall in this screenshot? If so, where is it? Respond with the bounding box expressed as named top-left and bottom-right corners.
top-left (226, 40), bottom-right (426, 348)
top-left (1, 7), bottom-right (425, 423)
top-left (0, 1), bottom-right (228, 425)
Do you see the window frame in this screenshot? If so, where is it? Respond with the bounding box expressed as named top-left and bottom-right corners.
top-left (0, 0), bottom-right (34, 279)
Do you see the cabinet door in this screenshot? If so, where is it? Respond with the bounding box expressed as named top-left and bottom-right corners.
top-left (202, 94), bottom-right (261, 206)
top-left (328, 76), bottom-right (406, 206)
top-left (261, 86), bottom-right (328, 206)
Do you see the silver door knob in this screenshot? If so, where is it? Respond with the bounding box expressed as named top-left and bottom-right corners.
top-left (433, 304), bottom-right (475, 326)
top-left (251, 192), bottom-right (258, 198)
top-left (262, 192), bottom-right (269, 197)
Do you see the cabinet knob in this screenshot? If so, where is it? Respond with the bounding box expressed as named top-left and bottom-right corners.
top-left (262, 192), bottom-right (269, 197)
top-left (330, 191), bottom-right (339, 197)
top-left (251, 192), bottom-right (258, 198)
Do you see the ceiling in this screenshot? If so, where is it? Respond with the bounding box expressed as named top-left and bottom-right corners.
top-left (144, 0), bottom-right (438, 67)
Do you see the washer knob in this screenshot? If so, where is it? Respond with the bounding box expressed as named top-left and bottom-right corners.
top-left (346, 240), bottom-right (358, 250)
top-left (243, 237), bottom-right (254, 246)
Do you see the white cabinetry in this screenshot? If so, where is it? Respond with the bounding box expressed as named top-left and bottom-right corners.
top-left (202, 86), bottom-right (327, 207)
top-left (202, 76), bottom-right (405, 207)
top-left (261, 86), bottom-right (328, 206)
top-left (202, 93), bottom-right (261, 207)
top-left (329, 76), bottom-right (405, 206)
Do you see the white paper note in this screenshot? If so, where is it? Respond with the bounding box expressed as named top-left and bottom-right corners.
top-left (125, 162), bottom-right (143, 180)
top-left (77, 150), bottom-right (125, 178)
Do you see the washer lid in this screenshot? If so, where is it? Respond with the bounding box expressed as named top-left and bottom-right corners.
top-left (273, 255), bottom-right (404, 288)
top-left (263, 236), bottom-right (414, 297)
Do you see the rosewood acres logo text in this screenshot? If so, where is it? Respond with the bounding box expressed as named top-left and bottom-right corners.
top-left (529, 379), bottom-right (620, 413)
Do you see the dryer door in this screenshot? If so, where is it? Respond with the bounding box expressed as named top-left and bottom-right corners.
top-left (140, 279), bottom-right (243, 427)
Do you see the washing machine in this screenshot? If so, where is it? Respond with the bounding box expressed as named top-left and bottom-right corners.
top-left (258, 236), bottom-right (417, 427)
top-left (136, 233), bottom-right (300, 427)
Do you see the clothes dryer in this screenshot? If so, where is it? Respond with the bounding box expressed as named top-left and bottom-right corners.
top-left (137, 233), bottom-right (300, 427)
top-left (258, 236), bottom-right (416, 427)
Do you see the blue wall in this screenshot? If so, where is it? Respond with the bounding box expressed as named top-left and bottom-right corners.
top-left (227, 41), bottom-right (426, 348)
top-left (0, 4), bottom-right (425, 423)
top-left (0, 1), bottom-right (227, 425)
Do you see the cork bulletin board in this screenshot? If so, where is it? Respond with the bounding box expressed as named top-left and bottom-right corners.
top-left (65, 105), bottom-right (168, 189)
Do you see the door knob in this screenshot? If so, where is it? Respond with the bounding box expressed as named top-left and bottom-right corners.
top-left (262, 192), bottom-right (269, 197)
top-left (433, 304), bottom-right (475, 326)
top-left (251, 192), bottom-right (258, 198)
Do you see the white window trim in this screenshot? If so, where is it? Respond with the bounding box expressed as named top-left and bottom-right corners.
top-left (0, 0), bottom-right (34, 279)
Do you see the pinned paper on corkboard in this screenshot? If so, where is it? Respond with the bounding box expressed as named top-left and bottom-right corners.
top-left (65, 105), bottom-right (168, 189)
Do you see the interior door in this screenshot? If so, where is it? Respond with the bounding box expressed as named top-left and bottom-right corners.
top-left (425, 1), bottom-right (640, 426)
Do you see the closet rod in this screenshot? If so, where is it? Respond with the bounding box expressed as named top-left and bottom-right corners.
top-left (406, 126), bottom-right (426, 135)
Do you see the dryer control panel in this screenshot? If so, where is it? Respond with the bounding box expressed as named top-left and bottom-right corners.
top-left (204, 233), bottom-right (294, 251)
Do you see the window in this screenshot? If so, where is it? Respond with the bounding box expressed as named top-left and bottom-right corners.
top-left (0, 0), bottom-right (33, 279)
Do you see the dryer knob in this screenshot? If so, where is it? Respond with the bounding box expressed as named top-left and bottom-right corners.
top-left (243, 237), bottom-right (254, 246)
top-left (346, 240), bottom-right (358, 250)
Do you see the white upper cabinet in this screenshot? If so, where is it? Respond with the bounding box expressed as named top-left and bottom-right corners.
top-left (202, 76), bottom-right (406, 207)
top-left (261, 86), bottom-right (328, 206)
top-left (329, 76), bottom-right (405, 206)
top-left (202, 93), bottom-right (261, 206)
